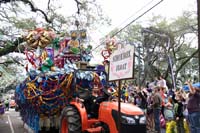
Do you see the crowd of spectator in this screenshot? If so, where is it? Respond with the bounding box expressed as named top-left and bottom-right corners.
top-left (121, 77), bottom-right (200, 133)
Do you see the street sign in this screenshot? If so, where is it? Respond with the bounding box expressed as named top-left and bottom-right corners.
top-left (109, 44), bottom-right (134, 81)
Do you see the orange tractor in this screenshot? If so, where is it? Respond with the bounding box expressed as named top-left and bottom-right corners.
top-left (60, 69), bottom-right (146, 133)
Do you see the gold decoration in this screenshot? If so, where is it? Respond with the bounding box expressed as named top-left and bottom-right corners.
top-left (68, 40), bottom-right (79, 48)
top-left (25, 28), bottom-right (55, 49)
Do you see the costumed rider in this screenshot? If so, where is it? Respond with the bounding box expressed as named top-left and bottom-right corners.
top-left (40, 56), bottom-right (54, 72)
top-left (38, 48), bottom-right (57, 73)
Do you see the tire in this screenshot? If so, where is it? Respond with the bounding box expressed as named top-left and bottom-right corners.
top-left (101, 123), bottom-right (110, 133)
top-left (60, 106), bottom-right (81, 133)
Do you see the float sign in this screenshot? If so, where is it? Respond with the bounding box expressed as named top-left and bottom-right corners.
top-left (109, 44), bottom-right (134, 81)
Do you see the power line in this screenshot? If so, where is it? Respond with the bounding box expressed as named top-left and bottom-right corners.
top-left (111, 0), bottom-right (164, 37)
top-left (108, 0), bottom-right (156, 35)
top-left (92, 0), bottom-right (164, 51)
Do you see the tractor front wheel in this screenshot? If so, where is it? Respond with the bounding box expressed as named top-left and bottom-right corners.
top-left (60, 106), bottom-right (81, 133)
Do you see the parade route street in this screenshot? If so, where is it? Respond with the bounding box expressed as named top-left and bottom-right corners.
top-left (0, 108), bottom-right (28, 133)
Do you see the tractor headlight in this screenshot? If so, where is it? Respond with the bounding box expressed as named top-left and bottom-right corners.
top-left (121, 115), bottom-right (136, 124)
top-left (139, 116), bottom-right (146, 124)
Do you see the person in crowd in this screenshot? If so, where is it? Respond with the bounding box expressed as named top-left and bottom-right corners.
top-left (127, 82), bottom-right (134, 96)
top-left (0, 100), bottom-right (5, 120)
top-left (164, 97), bottom-right (174, 121)
top-left (168, 88), bottom-right (174, 97)
top-left (4, 98), bottom-right (9, 111)
top-left (0, 100), bottom-right (3, 107)
top-left (128, 92), bottom-right (135, 103)
top-left (186, 81), bottom-right (200, 133)
top-left (160, 87), bottom-right (166, 117)
top-left (0, 100), bottom-right (4, 114)
top-left (146, 92), bottom-right (154, 131)
top-left (133, 87), bottom-right (148, 110)
top-left (134, 94), bottom-right (142, 107)
top-left (154, 77), bottom-right (159, 86)
top-left (158, 75), bottom-right (168, 93)
top-left (174, 94), bottom-right (185, 133)
top-left (137, 89), bottom-right (148, 111)
top-left (180, 89), bottom-right (187, 100)
top-left (151, 86), bottom-right (162, 133)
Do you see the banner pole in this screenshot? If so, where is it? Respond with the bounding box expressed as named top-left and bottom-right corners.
top-left (118, 80), bottom-right (121, 133)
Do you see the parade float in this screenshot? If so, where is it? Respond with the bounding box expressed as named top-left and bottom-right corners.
top-left (15, 27), bottom-right (146, 133)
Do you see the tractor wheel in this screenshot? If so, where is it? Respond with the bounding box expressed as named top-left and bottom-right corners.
top-left (60, 106), bottom-right (81, 133)
top-left (101, 123), bottom-right (110, 133)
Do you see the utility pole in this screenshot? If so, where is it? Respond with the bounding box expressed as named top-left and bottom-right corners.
top-left (166, 38), bottom-right (176, 89)
top-left (197, 0), bottom-right (200, 82)
top-left (138, 44), bottom-right (141, 89)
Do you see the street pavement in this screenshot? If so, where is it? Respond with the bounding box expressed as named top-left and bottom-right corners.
top-left (0, 108), bottom-right (28, 133)
top-left (0, 108), bottom-right (162, 133)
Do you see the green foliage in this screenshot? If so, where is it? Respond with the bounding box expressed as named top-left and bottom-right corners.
top-left (115, 11), bottom-right (198, 87)
top-left (13, 18), bottom-right (36, 29)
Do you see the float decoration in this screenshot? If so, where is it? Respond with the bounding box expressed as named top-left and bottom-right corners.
top-left (52, 37), bottom-right (60, 50)
top-left (15, 63), bottom-right (107, 116)
top-left (101, 37), bottom-right (117, 62)
top-left (24, 28), bottom-right (55, 49)
top-left (105, 37), bottom-right (117, 52)
top-left (16, 26), bottom-right (97, 132)
top-left (24, 46), bottom-right (55, 71)
top-left (54, 41), bottom-right (92, 68)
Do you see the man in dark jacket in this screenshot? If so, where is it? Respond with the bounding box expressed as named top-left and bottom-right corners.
top-left (151, 86), bottom-right (162, 133)
top-left (174, 94), bottom-right (185, 133)
top-left (186, 81), bottom-right (200, 133)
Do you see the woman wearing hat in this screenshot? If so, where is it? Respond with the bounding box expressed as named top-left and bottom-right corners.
top-left (186, 81), bottom-right (200, 133)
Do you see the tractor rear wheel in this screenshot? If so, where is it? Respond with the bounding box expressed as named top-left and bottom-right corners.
top-left (101, 123), bottom-right (110, 133)
top-left (60, 106), bottom-right (81, 133)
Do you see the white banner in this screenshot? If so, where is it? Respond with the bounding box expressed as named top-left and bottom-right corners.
top-left (109, 44), bottom-right (134, 81)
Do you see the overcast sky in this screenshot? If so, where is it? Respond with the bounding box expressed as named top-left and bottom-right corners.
top-left (97, 0), bottom-right (196, 35)
top-left (34, 0), bottom-right (196, 36)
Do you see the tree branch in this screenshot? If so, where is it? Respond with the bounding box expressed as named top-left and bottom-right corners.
top-left (0, 0), bottom-right (52, 23)
top-left (176, 56), bottom-right (190, 61)
top-left (22, 0), bottom-right (52, 23)
top-left (74, 0), bottom-right (82, 14)
top-left (10, 56), bottom-right (25, 66)
top-left (0, 37), bottom-right (24, 56)
top-left (0, 60), bottom-right (15, 67)
top-left (47, 0), bottom-right (51, 10)
top-left (176, 49), bottom-right (198, 74)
